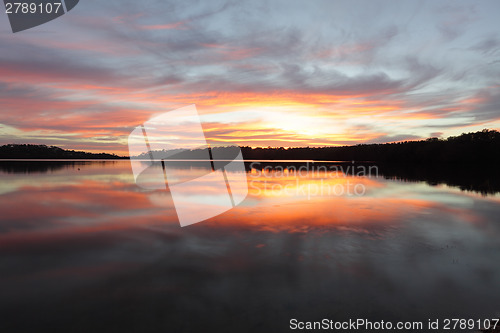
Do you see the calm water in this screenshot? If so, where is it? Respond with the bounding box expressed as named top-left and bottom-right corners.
top-left (0, 161), bottom-right (499, 332)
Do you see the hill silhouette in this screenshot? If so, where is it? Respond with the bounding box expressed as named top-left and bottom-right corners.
top-left (130, 129), bottom-right (500, 164)
top-left (0, 144), bottom-right (125, 159)
top-left (1, 129), bottom-right (499, 163)
top-left (1, 130), bottom-right (499, 194)
top-left (238, 129), bottom-right (500, 163)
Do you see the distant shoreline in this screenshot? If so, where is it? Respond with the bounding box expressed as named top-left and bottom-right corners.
top-left (0, 159), bottom-right (129, 162)
top-left (0, 159), bottom-right (373, 163)
top-left (1, 129), bottom-right (499, 163)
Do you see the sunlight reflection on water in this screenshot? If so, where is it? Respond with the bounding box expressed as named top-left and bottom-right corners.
top-left (0, 161), bottom-right (499, 332)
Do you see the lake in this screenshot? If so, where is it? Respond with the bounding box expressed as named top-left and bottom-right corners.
top-left (0, 160), bottom-right (499, 332)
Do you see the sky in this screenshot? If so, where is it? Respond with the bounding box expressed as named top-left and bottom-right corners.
top-left (0, 0), bottom-right (499, 155)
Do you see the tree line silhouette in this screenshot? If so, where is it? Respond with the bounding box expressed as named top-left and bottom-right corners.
top-left (1, 129), bottom-right (499, 164)
top-left (1, 130), bottom-right (499, 194)
top-left (239, 129), bottom-right (500, 163)
top-left (0, 144), bottom-right (124, 159)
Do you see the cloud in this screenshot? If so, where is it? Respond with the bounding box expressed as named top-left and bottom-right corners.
top-left (470, 36), bottom-right (500, 55)
top-left (435, 3), bottom-right (478, 41)
top-left (368, 134), bottom-right (423, 144)
top-left (467, 88), bottom-right (500, 122)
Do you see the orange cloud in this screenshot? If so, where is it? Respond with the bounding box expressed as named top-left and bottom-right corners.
top-left (140, 21), bottom-right (188, 30)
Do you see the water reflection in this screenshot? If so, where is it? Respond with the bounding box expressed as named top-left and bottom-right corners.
top-left (0, 161), bottom-right (83, 174)
top-left (0, 161), bottom-right (499, 332)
